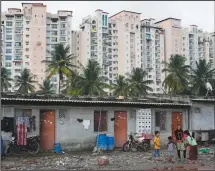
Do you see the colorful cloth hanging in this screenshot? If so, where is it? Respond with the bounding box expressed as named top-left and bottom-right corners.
top-left (16, 117), bottom-right (28, 146)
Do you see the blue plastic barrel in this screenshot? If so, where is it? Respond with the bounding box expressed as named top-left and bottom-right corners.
top-left (96, 134), bottom-right (108, 150)
top-left (107, 136), bottom-right (114, 150)
top-left (54, 143), bottom-right (62, 153)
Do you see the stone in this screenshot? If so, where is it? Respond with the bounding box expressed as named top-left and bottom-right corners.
top-left (97, 156), bottom-right (109, 166)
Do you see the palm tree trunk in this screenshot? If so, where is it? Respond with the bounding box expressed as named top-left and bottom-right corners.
top-left (58, 74), bottom-right (61, 95)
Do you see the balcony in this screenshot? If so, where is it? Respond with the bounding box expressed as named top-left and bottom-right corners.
top-left (91, 41), bottom-right (97, 45)
top-left (13, 57), bottom-right (22, 61)
top-left (91, 33), bottom-right (97, 39)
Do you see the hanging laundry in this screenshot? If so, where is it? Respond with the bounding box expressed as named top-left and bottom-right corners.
top-left (16, 117), bottom-right (27, 146)
top-left (1, 117), bottom-right (14, 132)
top-left (83, 120), bottom-right (90, 130)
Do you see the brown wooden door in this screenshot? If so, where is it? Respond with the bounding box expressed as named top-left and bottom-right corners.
top-left (114, 111), bottom-right (127, 147)
top-left (172, 112), bottom-right (183, 137)
top-left (40, 110), bottom-right (55, 152)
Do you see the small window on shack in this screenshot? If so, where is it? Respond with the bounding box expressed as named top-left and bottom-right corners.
top-left (94, 111), bottom-right (107, 132)
top-left (155, 111), bottom-right (166, 131)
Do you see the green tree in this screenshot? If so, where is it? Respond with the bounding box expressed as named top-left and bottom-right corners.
top-left (38, 79), bottom-right (55, 96)
top-left (127, 68), bottom-right (153, 96)
top-left (15, 69), bottom-right (37, 94)
top-left (111, 75), bottom-right (130, 96)
top-left (191, 59), bottom-right (215, 95)
top-left (162, 54), bottom-right (190, 95)
top-left (78, 59), bottom-right (110, 96)
top-left (1, 67), bottom-right (13, 92)
top-left (62, 71), bottom-right (81, 96)
top-left (42, 44), bottom-right (78, 94)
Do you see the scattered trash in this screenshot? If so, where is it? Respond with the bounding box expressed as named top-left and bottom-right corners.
top-left (1, 150), bottom-right (215, 170)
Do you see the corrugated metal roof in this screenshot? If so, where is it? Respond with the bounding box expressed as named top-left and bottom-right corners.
top-left (1, 97), bottom-right (191, 106)
top-left (192, 98), bottom-right (215, 102)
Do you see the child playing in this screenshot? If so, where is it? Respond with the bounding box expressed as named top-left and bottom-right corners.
top-left (154, 131), bottom-right (160, 158)
top-left (167, 136), bottom-right (176, 162)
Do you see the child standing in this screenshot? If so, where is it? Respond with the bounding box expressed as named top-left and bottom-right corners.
top-left (154, 131), bottom-right (160, 158)
top-left (167, 136), bottom-right (176, 162)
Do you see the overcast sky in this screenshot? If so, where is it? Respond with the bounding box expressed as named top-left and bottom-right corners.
top-left (2, 1), bottom-right (214, 32)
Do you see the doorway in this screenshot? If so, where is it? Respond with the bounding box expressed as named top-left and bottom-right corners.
top-left (114, 111), bottom-right (127, 147)
top-left (171, 112), bottom-right (183, 137)
top-left (40, 110), bottom-right (55, 152)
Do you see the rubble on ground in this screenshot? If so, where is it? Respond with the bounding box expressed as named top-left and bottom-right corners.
top-left (1, 150), bottom-right (215, 170)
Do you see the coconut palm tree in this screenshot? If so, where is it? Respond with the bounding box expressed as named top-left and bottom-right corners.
top-left (38, 79), bottom-right (55, 96)
top-left (162, 54), bottom-right (190, 95)
top-left (62, 71), bottom-right (82, 96)
top-left (127, 68), bottom-right (153, 96)
top-left (42, 43), bottom-right (78, 94)
top-left (1, 67), bottom-right (13, 92)
top-left (78, 59), bottom-right (110, 96)
top-left (191, 59), bottom-right (215, 96)
top-left (14, 69), bottom-right (37, 94)
top-left (111, 75), bottom-right (130, 96)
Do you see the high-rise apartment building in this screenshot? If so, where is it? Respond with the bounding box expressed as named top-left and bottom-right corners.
top-left (1, 3), bottom-right (72, 93)
top-left (1, 24), bottom-right (5, 66)
top-left (78, 10), bottom-right (109, 68)
top-left (140, 19), bottom-right (165, 93)
top-left (108, 11), bottom-right (141, 84)
top-left (155, 18), bottom-right (183, 63)
top-left (46, 10), bottom-right (72, 92)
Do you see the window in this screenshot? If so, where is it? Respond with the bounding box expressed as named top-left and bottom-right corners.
top-left (5, 62), bottom-right (11, 67)
top-left (51, 31), bottom-right (57, 35)
top-left (59, 37), bottom-right (66, 41)
top-left (16, 22), bottom-right (22, 27)
top-left (60, 30), bottom-right (65, 35)
top-left (6, 16), bottom-right (13, 20)
top-left (6, 28), bottom-right (12, 34)
top-left (5, 55), bottom-right (12, 60)
top-left (26, 48), bottom-right (29, 52)
top-left (6, 42), bottom-right (12, 47)
top-left (94, 111), bottom-right (107, 132)
top-left (6, 49), bottom-right (12, 53)
top-left (6, 35), bottom-right (12, 40)
top-left (26, 28), bottom-right (30, 31)
top-left (52, 24), bottom-right (57, 29)
top-left (146, 27), bottom-right (150, 32)
top-left (26, 21), bottom-right (30, 24)
top-left (26, 34), bottom-right (29, 38)
top-left (60, 24), bottom-right (66, 29)
top-left (146, 33), bottom-right (151, 39)
top-left (6, 21), bottom-right (13, 26)
top-left (155, 111), bottom-right (166, 131)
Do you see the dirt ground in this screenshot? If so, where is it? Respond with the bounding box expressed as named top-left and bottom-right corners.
top-left (1, 149), bottom-right (215, 170)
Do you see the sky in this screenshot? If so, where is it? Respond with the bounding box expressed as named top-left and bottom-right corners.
top-left (2, 1), bottom-right (214, 32)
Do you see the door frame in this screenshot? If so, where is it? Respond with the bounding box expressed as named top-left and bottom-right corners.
top-left (171, 112), bottom-right (183, 137)
top-left (39, 109), bottom-right (56, 151)
top-left (114, 111), bottom-right (128, 147)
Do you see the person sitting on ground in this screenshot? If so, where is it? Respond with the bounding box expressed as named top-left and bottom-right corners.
top-left (167, 136), bottom-right (176, 162)
top-left (183, 130), bottom-right (198, 163)
top-left (154, 131), bottom-right (160, 158)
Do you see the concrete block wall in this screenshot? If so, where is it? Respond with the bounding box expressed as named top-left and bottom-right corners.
top-left (55, 107), bottom-right (136, 151)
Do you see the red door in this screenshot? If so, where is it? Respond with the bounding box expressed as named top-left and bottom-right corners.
top-left (172, 112), bottom-right (183, 137)
top-left (114, 111), bottom-right (127, 147)
top-left (40, 110), bottom-right (55, 152)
